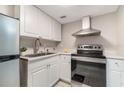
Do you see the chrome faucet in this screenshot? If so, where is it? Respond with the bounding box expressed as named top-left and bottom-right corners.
top-left (34, 37), bottom-right (42, 54)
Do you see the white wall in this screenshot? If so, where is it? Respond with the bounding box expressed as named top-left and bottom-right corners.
top-left (14, 5), bottom-right (20, 18)
top-left (57, 20), bottom-right (81, 52)
top-left (57, 12), bottom-right (118, 54)
top-left (0, 5), bottom-right (20, 18)
top-left (116, 6), bottom-right (124, 55)
top-left (0, 5), bottom-right (14, 17)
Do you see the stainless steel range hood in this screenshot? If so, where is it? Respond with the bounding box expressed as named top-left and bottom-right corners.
top-left (72, 16), bottom-right (101, 36)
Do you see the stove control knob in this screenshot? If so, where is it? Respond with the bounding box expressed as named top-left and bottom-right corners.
top-left (78, 46), bottom-right (80, 48)
top-left (94, 47), bottom-right (97, 49)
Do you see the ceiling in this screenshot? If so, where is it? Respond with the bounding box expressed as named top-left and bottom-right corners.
top-left (37, 5), bottom-right (119, 24)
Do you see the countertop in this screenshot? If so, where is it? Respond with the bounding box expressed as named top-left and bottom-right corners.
top-left (105, 53), bottom-right (124, 60)
top-left (20, 51), bottom-right (124, 61)
top-left (104, 51), bottom-right (124, 60)
top-left (20, 52), bottom-right (72, 61)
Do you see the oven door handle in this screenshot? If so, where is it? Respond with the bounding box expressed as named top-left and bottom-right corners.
top-left (71, 56), bottom-right (106, 64)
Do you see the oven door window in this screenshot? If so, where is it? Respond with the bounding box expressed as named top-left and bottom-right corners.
top-left (71, 59), bottom-right (106, 87)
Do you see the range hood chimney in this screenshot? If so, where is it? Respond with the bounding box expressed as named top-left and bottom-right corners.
top-left (72, 16), bottom-right (101, 36)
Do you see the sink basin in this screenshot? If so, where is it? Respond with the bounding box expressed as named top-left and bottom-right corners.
top-left (24, 53), bottom-right (55, 57)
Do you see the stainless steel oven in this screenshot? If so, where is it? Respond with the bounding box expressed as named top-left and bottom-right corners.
top-left (71, 44), bottom-right (106, 87)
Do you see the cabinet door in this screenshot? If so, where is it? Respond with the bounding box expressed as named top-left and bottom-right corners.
top-left (60, 55), bottom-right (71, 83)
top-left (52, 19), bottom-right (61, 41)
top-left (24, 6), bottom-right (39, 36)
top-left (60, 62), bottom-right (71, 83)
top-left (107, 59), bottom-right (122, 71)
top-left (31, 66), bottom-right (48, 87)
top-left (107, 70), bottom-right (121, 87)
top-left (49, 63), bottom-right (59, 86)
top-left (55, 21), bottom-right (61, 41)
top-left (38, 10), bottom-right (51, 39)
top-left (120, 72), bottom-right (124, 86)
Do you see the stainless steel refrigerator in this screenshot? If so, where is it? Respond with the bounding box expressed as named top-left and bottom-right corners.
top-left (0, 13), bottom-right (19, 87)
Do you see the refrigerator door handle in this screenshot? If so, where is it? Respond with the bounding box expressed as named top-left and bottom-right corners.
top-left (0, 55), bottom-right (19, 63)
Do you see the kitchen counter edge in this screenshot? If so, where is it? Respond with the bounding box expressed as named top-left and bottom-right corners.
top-left (20, 53), bottom-right (72, 62)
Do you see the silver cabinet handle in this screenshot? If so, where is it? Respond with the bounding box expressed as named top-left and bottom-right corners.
top-left (115, 62), bottom-right (119, 66)
top-left (47, 64), bottom-right (50, 67)
top-left (47, 64), bottom-right (49, 67)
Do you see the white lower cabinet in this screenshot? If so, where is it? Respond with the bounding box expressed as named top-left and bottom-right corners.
top-left (107, 70), bottom-right (121, 87)
top-left (28, 56), bottom-right (59, 87)
top-left (60, 55), bottom-right (71, 83)
top-left (27, 55), bottom-right (71, 87)
top-left (31, 65), bottom-right (48, 87)
top-left (107, 58), bottom-right (124, 87)
top-left (121, 72), bottom-right (124, 86)
top-left (49, 63), bottom-right (59, 86)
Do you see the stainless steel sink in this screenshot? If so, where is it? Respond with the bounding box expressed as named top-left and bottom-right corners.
top-left (24, 53), bottom-right (55, 57)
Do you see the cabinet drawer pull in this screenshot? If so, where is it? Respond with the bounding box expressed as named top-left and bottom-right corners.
top-left (115, 62), bottom-right (119, 66)
top-left (47, 65), bottom-right (49, 67)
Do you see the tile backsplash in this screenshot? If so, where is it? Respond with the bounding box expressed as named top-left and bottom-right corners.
top-left (20, 36), bottom-right (59, 55)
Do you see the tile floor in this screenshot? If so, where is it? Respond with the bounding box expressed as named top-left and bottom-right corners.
top-left (54, 80), bottom-right (90, 87)
top-left (55, 81), bottom-right (71, 87)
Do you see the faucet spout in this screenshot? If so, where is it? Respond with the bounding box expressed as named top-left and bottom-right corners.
top-left (34, 37), bottom-right (42, 54)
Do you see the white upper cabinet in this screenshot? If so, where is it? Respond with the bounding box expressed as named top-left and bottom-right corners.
top-left (20, 6), bottom-right (39, 37)
top-left (38, 10), bottom-right (52, 39)
top-left (51, 19), bottom-right (61, 41)
top-left (24, 6), bottom-right (39, 36)
top-left (20, 5), bottom-right (61, 41)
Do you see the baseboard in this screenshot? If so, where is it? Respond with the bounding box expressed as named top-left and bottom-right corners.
top-left (52, 79), bottom-right (60, 87)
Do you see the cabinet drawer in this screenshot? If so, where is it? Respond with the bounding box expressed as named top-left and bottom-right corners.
top-left (29, 55), bottom-right (59, 70)
top-left (31, 65), bottom-right (47, 73)
top-left (61, 55), bottom-right (71, 62)
top-left (48, 56), bottom-right (59, 62)
top-left (107, 59), bottom-right (124, 71)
